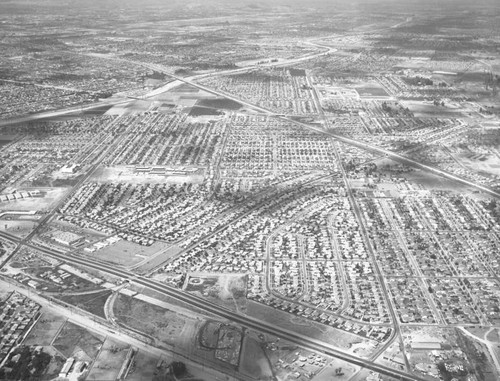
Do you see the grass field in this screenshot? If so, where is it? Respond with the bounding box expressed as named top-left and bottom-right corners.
top-left (199, 321), bottom-right (221, 349)
top-left (86, 240), bottom-right (172, 267)
top-left (240, 335), bottom-right (273, 379)
top-left (247, 301), bottom-right (376, 355)
top-left (24, 310), bottom-right (67, 346)
top-left (197, 98), bottom-right (242, 110)
top-left (0, 219), bottom-right (38, 239)
top-left (312, 359), bottom-right (359, 381)
top-left (184, 274), bottom-right (247, 313)
top-left (87, 338), bottom-right (131, 381)
top-left (56, 290), bottom-right (112, 319)
top-left (126, 351), bottom-right (160, 381)
top-left (113, 294), bottom-right (188, 346)
top-left (134, 244), bottom-right (183, 272)
top-left (355, 85), bottom-right (390, 97)
top-left (52, 321), bottom-right (105, 361)
top-left (486, 328), bottom-right (499, 343)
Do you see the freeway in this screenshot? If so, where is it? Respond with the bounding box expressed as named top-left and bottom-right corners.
top-left (0, 40), bottom-right (331, 128)
top-left (111, 51), bottom-right (500, 199)
top-left (0, 230), bottom-right (22, 271)
top-left (0, 231), bottom-right (21, 244)
top-left (298, 121), bottom-right (500, 199)
top-left (22, 241), bottom-right (426, 381)
top-left (0, 98), bottom-right (131, 128)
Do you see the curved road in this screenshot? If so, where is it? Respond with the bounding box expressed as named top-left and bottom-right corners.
top-left (5, 238), bottom-right (425, 381)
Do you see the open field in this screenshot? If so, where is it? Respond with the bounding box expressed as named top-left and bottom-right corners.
top-left (113, 294), bottom-right (190, 346)
top-left (126, 350), bottom-right (160, 381)
top-left (402, 100), bottom-right (465, 118)
top-left (133, 244), bottom-right (183, 272)
top-left (312, 359), bottom-right (359, 381)
top-left (0, 218), bottom-right (38, 238)
top-left (56, 290), bottom-right (112, 319)
top-left (0, 188), bottom-right (68, 211)
top-left (453, 150), bottom-right (500, 177)
top-left (106, 99), bottom-right (155, 116)
top-left (86, 240), bottom-right (175, 267)
top-left (52, 321), bottom-right (105, 361)
top-left (185, 274), bottom-right (247, 313)
top-left (355, 85), bottom-right (390, 98)
top-left (486, 329), bottom-right (499, 343)
top-left (246, 301), bottom-right (377, 356)
top-left (240, 334), bottom-right (274, 380)
top-left (87, 338), bottom-right (131, 381)
top-left (23, 310), bottom-right (67, 346)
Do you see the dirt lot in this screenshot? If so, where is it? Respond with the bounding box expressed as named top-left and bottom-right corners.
top-left (246, 301), bottom-right (376, 356)
top-left (87, 338), bottom-right (131, 381)
top-left (185, 274), bottom-right (247, 313)
top-left (0, 219), bottom-right (38, 239)
top-left (240, 334), bottom-right (273, 380)
top-left (23, 310), bottom-right (67, 346)
top-left (133, 244), bottom-right (183, 272)
top-left (52, 321), bottom-right (105, 361)
top-left (0, 188), bottom-right (68, 212)
top-left (312, 359), bottom-right (359, 381)
top-left (113, 294), bottom-right (189, 346)
top-left (85, 240), bottom-right (173, 267)
top-left (126, 351), bottom-right (161, 381)
top-left (56, 290), bottom-right (112, 319)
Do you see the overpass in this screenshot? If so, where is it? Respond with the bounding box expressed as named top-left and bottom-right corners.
top-left (12, 240), bottom-right (427, 381)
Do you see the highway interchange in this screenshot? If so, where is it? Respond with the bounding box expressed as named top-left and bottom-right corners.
top-left (1, 26), bottom-right (499, 381)
top-left (0, 229), bottom-right (426, 381)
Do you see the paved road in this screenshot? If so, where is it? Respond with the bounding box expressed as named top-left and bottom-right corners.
top-left (0, 277), bottom-right (239, 381)
top-left (120, 56), bottom-right (500, 199)
top-left (0, 98), bottom-right (131, 128)
top-left (8, 240), bottom-right (426, 381)
top-left (458, 327), bottom-right (500, 374)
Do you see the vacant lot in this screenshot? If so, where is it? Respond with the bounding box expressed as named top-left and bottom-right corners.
top-left (52, 321), bottom-right (105, 361)
top-left (185, 274), bottom-right (247, 312)
top-left (0, 219), bottom-right (38, 239)
top-left (24, 311), bottom-right (67, 346)
top-left (126, 351), bottom-right (160, 381)
top-left (240, 336), bottom-right (273, 380)
top-left (247, 301), bottom-right (375, 355)
top-left (87, 338), bottom-right (131, 381)
top-left (56, 290), bottom-right (111, 319)
top-left (355, 85), bottom-right (389, 97)
top-left (312, 359), bottom-right (358, 381)
top-left (87, 240), bottom-right (171, 267)
top-left (113, 294), bottom-right (188, 345)
top-left (198, 98), bottom-right (242, 110)
top-left (0, 188), bottom-right (68, 212)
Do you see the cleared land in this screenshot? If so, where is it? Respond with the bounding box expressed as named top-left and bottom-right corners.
top-left (87, 338), bottom-right (131, 381)
top-left (85, 240), bottom-right (175, 267)
top-left (23, 310), bottom-right (67, 346)
top-left (0, 188), bottom-right (68, 211)
top-left (56, 290), bottom-right (112, 319)
top-left (240, 335), bottom-right (274, 380)
top-left (113, 294), bottom-right (190, 346)
top-left (52, 321), bottom-right (105, 361)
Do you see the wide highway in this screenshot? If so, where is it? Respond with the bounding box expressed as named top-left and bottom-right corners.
top-left (141, 69), bottom-right (500, 199)
top-left (3, 238), bottom-right (425, 381)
